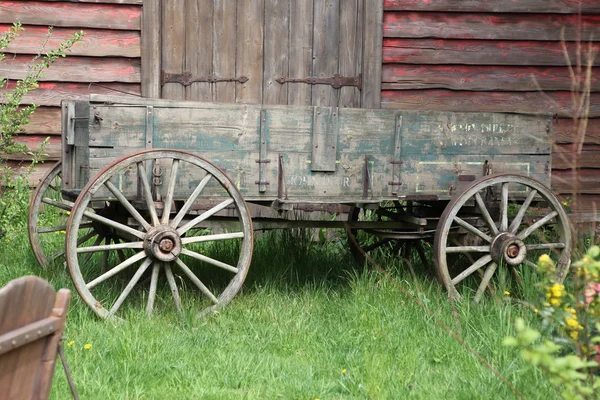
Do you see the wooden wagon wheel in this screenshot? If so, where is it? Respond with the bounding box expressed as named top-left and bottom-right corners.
top-left (346, 203), bottom-right (431, 267)
top-left (434, 173), bottom-right (572, 302)
top-left (65, 149), bottom-right (254, 318)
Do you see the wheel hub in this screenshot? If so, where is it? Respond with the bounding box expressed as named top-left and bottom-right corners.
top-left (490, 232), bottom-right (526, 266)
top-left (144, 226), bottom-right (182, 262)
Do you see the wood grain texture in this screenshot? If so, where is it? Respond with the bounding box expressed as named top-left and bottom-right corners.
top-left (0, 82), bottom-right (141, 106)
top-left (554, 118), bottom-right (600, 144)
top-left (312, 0), bottom-right (340, 107)
top-left (141, 0), bottom-right (160, 98)
top-left (383, 39), bottom-right (600, 66)
top-left (381, 90), bottom-right (600, 118)
top-left (46, 0), bottom-right (142, 3)
top-left (0, 55), bottom-right (140, 82)
top-left (0, 25), bottom-right (140, 57)
top-left (552, 144), bottom-right (600, 169)
top-left (185, 0), bottom-right (213, 102)
top-left (263, 0), bottom-right (289, 105)
top-left (288, 0), bottom-right (313, 106)
top-left (382, 65), bottom-right (600, 92)
top-left (1, 135), bottom-right (62, 161)
top-left (161, 0), bottom-right (185, 100)
top-left (0, 1), bottom-right (141, 30)
top-left (552, 169), bottom-right (600, 193)
top-left (4, 161), bottom-right (54, 185)
top-left (236, 0), bottom-right (264, 104)
top-left (361, 0), bottom-right (383, 108)
top-left (383, 0), bottom-right (600, 13)
top-left (19, 107), bottom-right (62, 135)
top-left (339, 0), bottom-right (362, 108)
top-left (213, 0), bottom-right (236, 103)
top-left (383, 12), bottom-right (600, 41)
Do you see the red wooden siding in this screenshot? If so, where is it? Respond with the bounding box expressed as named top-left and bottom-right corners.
top-left (382, 2), bottom-right (600, 221)
top-left (1, 0), bottom-right (141, 180)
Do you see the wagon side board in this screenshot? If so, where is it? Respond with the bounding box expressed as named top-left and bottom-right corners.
top-left (61, 96), bottom-right (552, 203)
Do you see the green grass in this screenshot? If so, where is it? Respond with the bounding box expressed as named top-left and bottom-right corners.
top-left (0, 228), bottom-right (559, 400)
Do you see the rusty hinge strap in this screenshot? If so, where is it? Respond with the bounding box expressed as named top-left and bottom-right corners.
top-left (276, 73), bottom-right (362, 89)
top-left (161, 70), bottom-right (248, 86)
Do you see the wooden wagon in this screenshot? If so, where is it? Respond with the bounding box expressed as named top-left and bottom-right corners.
top-left (27, 95), bottom-right (572, 318)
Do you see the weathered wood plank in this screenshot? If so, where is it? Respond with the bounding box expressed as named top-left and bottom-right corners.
top-left (0, 25), bottom-right (140, 57)
top-left (185, 0), bottom-right (213, 102)
top-left (0, 55), bottom-right (140, 82)
top-left (4, 161), bottom-right (54, 186)
top-left (161, 0), bottom-right (185, 100)
top-left (552, 169), bottom-right (600, 193)
top-left (0, 1), bottom-right (141, 30)
top-left (263, 0), bottom-right (289, 105)
top-left (361, 0), bottom-right (383, 108)
top-left (1, 135), bottom-right (61, 161)
top-left (0, 82), bottom-right (141, 106)
top-left (288, 0), bottom-right (313, 106)
top-left (381, 90), bottom-right (600, 118)
top-left (383, 39), bottom-right (600, 66)
top-left (213, 0), bottom-right (236, 103)
top-left (383, 12), bottom-right (600, 41)
top-left (552, 144), bottom-right (600, 169)
top-left (339, 0), bottom-right (362, 108)
top-left (19, 107), bottom-right (61, 135)
top-left (383, 0), bottom-right (600, 13)
top-left (382, 65), bottom-right (600, 92)
top-left (141, 0), bottom-right (160, 98)
top-left (236, 0), bottom-right (264, 104)
top-left (312, 0), bottom-right (340, 107)
top-left (46, 0), bottom-right (142, 4)
top-left (554, 117), bottom-right (600, 144)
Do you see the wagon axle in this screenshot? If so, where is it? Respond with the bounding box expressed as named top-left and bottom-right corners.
top-left (144, 226), bottom-right (182, 262)
top-left (490, 232), bottom-right (526, 266)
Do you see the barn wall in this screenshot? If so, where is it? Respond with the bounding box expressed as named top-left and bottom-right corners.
top-left (0, 0), bottom-right (142, 183)
top-left (382, 0), bottom-right (600, 222)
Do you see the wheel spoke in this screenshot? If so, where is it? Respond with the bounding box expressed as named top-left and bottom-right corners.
top-left (81, 234), bottom-right (105, 266)
top-left (164, 263), bottom-right (181, 312)
top-left (500, 182), bottom-right (509, 232)
top-left (474, 262), bottom-right (498, 303)
top-left (86, 251), bottom-right (147, 289)
top-left (454, 216), bottom-right (492, 243)
top-left (475, 192), bottom-right (499, 235)
top-left (161, 159), bottom-right (179, 225)
top-left (112, 237), bottom-right (128, 263)
top-left (180, 248), bottom-right (239, 273)
top-left (525, 242), bottom-right (566, 250)
top-left (108, 258), bottom-right (153, 317)
top-left (82, 209), bottom-right (146, 239)
top-left (170, 174), bottom-right (212, 228)
top-left (77, 240), bottom-right (144, 253)
top-left (523, 260), bottom-right (538, 269)
top-left (516, 211), bottom-right (558, 240)
top-left (146, 262), bottom-right (160, 316)
top-left (451, 254), bottom-right (493, 285)
top-left (42, 197), bottom-right (74, 212)
top-left (175, 258), bottom-right (219, 304)
top-left (509, 189), bottom-right (538, 234)
top-left (445, 246), bottom-right (489, 253)
top-left (181, 231), bottom-right (244, 245)
top-left (137, 162), bottom-right (160, 226)
top-left (105, 180), bottom-right (151, 231)
top-left (177, 198), bottom-right (235, 235)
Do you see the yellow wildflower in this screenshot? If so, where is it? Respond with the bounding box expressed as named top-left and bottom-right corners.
top-left (538, 254), bottom-right (552, 265)
top-left (342, 369), bottom-right (347, 375)
top-left (534, 308), bottom-right (538, 313)
top-left (67, 340), bottom-right (74, 346)
top-left (504, 291), bottom-right (510, 296)
top-left (546, 283), bottom-right (564, 307)
top-left (83, 343), bottom-right (92, 350)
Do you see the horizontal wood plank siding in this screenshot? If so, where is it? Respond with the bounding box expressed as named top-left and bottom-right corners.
top-left (382, 3), bottom-right (600, 220)
top-left (1, 0), bottom-right (142, 164)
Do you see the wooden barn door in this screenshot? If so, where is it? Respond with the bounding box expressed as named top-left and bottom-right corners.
top-left (152, 0), bottom-right (381, 108)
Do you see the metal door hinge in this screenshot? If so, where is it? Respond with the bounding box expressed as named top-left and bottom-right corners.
top-left (276, 73), bottom-right (362, 89)
top-left (161, 71), bottom-right (249, 86)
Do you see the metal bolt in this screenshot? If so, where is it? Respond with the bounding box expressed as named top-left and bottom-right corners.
top-left (159, 238), bottom-right (174, 253)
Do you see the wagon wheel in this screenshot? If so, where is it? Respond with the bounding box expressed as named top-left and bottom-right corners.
top-left (347, 203), bottom-right (431, 268)
top-left (434, 173), bottom-right (572, 302)
top-left (65, 149), bottom-right (254, 318)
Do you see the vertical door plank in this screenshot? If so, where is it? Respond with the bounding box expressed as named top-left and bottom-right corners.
top-left (361, 0), bottom-right (383, 108)
top-left (214, 0), bottom-right (237, 103)
top-left (263, 0), bottom-right (289, 105)
top-left (186, 0), bottom-right (214, 101)
top-left (236, 0), bottom-right (265, 104)
top-left (339, 0), bottom-right (362, 108)
top-left (288, 0), bottom-right (313, 106)
top-left (141, 0), bottom-right (160, 98)
top-left (312, 0), bottom-right (340, 107)
top-left (162, 0), bottom-right (186, 100)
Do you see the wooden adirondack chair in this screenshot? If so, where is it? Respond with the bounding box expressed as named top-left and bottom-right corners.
top-left (0, 276), bottom-right (71, 400)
